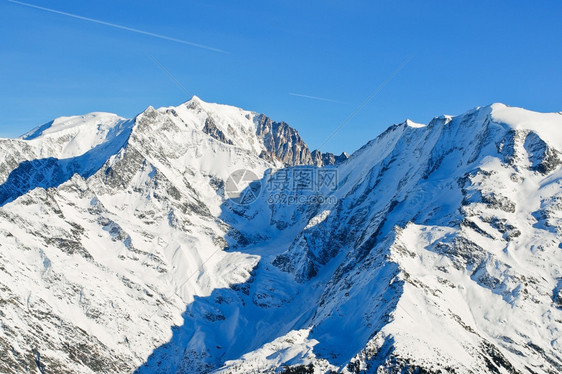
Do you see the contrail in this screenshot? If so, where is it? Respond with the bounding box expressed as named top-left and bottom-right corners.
top-left (7, 0), bottom-right (226, 53)
top-left (148, 54), bottom-right (191, 98)
top-left (289, 92), bottom-right (347, 104)
top-left (315, 53), bottom-right (415, 150)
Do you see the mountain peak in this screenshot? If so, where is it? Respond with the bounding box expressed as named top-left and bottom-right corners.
top-left (15, 112), bottom-right (130, 159)
top-left (404, 119), bottom-right (426, 128)
top-left (20, 112), bottom-right (123, 141)
top-left (183, 95), bottom-right (203, 109)
top-left (143, 96), bottom-right (349, 167)
top-left (489, 103), bottom-right (562, 150)
top-left (189, 94), bottom-right (203, 103)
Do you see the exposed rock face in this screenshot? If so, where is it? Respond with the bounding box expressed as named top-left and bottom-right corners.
top-left (255, 114), bottom-right (348, 167)
top-left (202, 116), bottom-right (234, 146)
top-left (311, 149), bottom-right (349, 167)
top-left (0, 99), bottom-right (561, 374)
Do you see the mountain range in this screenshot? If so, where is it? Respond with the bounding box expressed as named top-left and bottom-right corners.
top-left (0, 97), bottom-right (561, 373)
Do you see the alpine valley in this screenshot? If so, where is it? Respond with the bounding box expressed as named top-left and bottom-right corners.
top-left (0, 97), bottom-right (561, 374)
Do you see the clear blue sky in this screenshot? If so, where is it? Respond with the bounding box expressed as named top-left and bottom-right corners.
top-left (1, 0), bottom-right (561, 154)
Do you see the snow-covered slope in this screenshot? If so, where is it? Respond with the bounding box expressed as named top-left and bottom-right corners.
top-left (0, 99), bottom-right (561, 373)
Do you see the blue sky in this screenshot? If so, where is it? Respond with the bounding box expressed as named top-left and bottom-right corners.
top-left (1, 0), bottom-right (561, 154)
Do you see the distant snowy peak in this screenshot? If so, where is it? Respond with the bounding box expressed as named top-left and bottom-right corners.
top-left (12, 96), bottom-right (347, 168)
top-left (21, 112), bottom-right (124, 140)
top-left (1, 95), bottom-right (349, 207)
top-left (150, 96), bottom-right (348, 167)
top-left (18, 112), bottom-right (130, 159)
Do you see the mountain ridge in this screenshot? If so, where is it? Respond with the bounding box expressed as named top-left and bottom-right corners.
top-left (0, 99), bottom-right (561, 373)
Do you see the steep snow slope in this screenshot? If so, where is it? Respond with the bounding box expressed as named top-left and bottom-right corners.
top-left (211, 104), bottom-right (562, 373)
top-left (0, 97), bottom-right (282, 373)
top-left (0, 96), bottom-right (347, 373)
top-left (0, 99), bottom-right (561, 374)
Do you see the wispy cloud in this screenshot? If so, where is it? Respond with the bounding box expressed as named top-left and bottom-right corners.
top-left (7, 0), bottom-right (226, 53)
top-left (289, 92), bottom-right (347, 104)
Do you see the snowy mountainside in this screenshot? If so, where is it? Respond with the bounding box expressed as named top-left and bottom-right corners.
top-left (0, 96), bottom-right (317, 373)
top-left (0, 99), bottom-right (561, 373)
top-left (215, 103), bottom-right (562, 373)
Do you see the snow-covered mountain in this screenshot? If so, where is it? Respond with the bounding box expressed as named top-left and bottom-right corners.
top-left (0, 98), bottom-right (560, 373)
